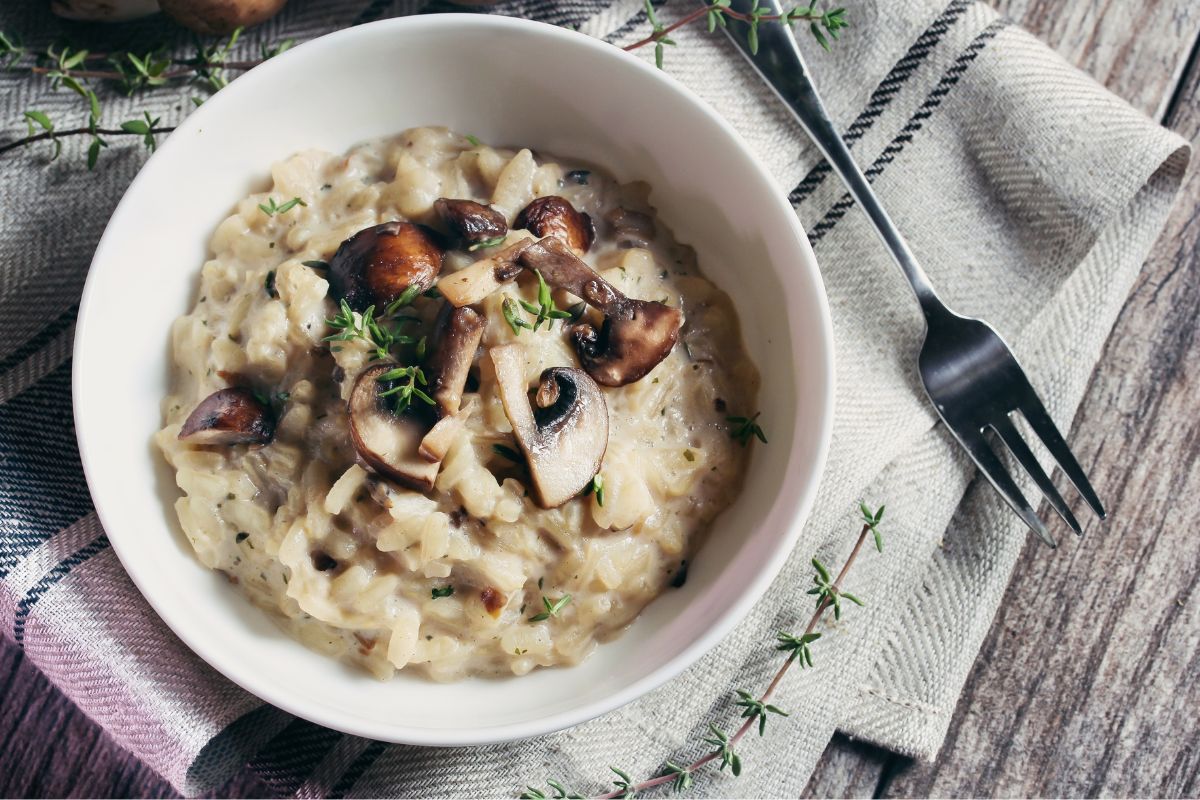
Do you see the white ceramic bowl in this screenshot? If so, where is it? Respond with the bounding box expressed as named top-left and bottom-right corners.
top-left (74, 14), bottom-right (833, 745)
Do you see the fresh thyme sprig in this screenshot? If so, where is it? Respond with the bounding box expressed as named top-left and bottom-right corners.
top-left (0, 26), bottom-right (290, 164)
top-left (727, 412), bottom-right (768, 446)
top-left (377, 364), bottom-right (434, 415)
top-left (701, 724), bottom-right (742, 776)
top-left (4, 1), bottom-right (844, 163)
top-left (528, 593), bottom-right (572, 622)
top-left (733, 688), bottom-right (789, 735)
top-left (323, 285), bottom-right (434, 415)
top-left (807, 555), bottom-right (864, 619)
top-left (119, 110), bottom-right (163, 153)
top-left (625, 0), bottom-right (848, 68)
top-left (469, 234), bottom-right (508, 252)
top-left (324, 299), bottom-right (416, 360)
top-left (502, 298), bottom-right (532, 336)
top-left (524, 502), bottom-right (885, 799)
top-left (0, 31), bottom-right (23, 69)
top-left (775, 630), bottom-right (820, 667)
top-left (861, 501), bottom-right (885, 552)
top-left (258, 196), bottom-right (307, 216)
top-left (607, 767), bottom-right (636, 799)
top-left (5, 106), bottom-right (172, 165)
top-left (505, 270), bottom-right (574, 335)
top-left (586, 474), bottom-right (606, 507)
top-left (521, 779), bottom-right (584, 800)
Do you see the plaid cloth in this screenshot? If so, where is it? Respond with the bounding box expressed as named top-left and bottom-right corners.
top-left (0, 0), bottom-right (1187, 796)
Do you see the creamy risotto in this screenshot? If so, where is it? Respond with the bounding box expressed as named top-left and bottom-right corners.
top-left (156, 127), bottom-right (760, 681)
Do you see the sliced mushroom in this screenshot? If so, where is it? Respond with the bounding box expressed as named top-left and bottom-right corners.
top-left (518, 238), bottom-right (683, 386)
top-left (347, 365), bottom-right (439, 491)
top-left (434, 198), bottom-right (508, 246)
top-left (515, 196), bottom-right (595, 254)
top-left (437, 238), bottom-right (532, 307)
top-left (605, 207), bottom-right (656, 249)
top-left (490, 344), bottom-right (608, 508)
top-left (328, 221), bottom-right (444, 312)
top-left (425, 305), bottom-right (485, 417)
top-left (178, 387), bottom-right (274, 445)
top-left (419, 414), bottom-right (463, 463)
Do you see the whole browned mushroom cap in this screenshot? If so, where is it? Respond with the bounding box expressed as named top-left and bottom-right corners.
top-left (328, 221), bottom-right (444, 312)
top-left (425, 305), bottom-right (485, 418)
top-left (159, 0), bottom-right (288, 35)
top-left (490, 344), bottom-right (608, 508)
top-left (434, 198), bottom-right (508, 246)
top-left (178, 387), bottom-right (275, 445)
top-left (518, 238), bottom-right (683, 387)
top-left (515, 196), bottom-right (595, 254)
top-left (347, 365), bottom-right (439, 492)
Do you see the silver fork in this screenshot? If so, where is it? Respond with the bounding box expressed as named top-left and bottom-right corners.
top-left (715, 0), bottom-right (1105, 546)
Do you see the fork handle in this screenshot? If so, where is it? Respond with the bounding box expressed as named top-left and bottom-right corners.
top-left (718, 0), bottom-right (948, 322)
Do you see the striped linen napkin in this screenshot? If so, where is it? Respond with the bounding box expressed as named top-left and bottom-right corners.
top-left (0, 0), bottom-right (1187, 795)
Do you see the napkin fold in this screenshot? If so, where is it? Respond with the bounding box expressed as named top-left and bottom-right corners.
top-left (0, 0), bottom-right (1187, 796)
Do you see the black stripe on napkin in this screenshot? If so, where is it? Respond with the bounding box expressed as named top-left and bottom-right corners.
top-left (12, 531), bottom-right (110, 644)
top-left (807, 18), bottom-right (1008, 244)
top-left (0, 304), bottom-right (77, 381)
top-left (328, 740), bottom-right (387, 798)
top-left (788, 0), bottom-right (974, 207)
top-left (248, 718), bottom-right (346, 796)
top-left (0, 362), bottom-right (93, 581)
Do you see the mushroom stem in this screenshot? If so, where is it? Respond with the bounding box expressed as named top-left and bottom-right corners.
top-left (426, 305), bottom-right (485, 417)
top-left (518, 238), bottom-right (683, 387)
top-left (516, 237), bottom-right (622, 312)
top-left (436, 238), bottom-right (533, 308)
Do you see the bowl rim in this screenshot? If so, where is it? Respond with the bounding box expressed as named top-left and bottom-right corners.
top-left (72, 12), bottom-right (835, 746)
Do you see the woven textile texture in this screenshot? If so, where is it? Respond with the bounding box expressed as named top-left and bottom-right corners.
top-left (0, 0), bottom-right (1187, 796)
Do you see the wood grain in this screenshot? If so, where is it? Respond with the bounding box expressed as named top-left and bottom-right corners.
top-left (2, 0), bottom-right (1199, 797)
top-left (993, 0), bottom-right (1200, 119)
top-left (807, 0), bottom-right (1200, 794)
top-left (876, 48), bottom-right (1200, 800)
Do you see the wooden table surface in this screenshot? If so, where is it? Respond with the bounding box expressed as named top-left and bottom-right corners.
top-left (2, 1), bottom-right (1198, 797)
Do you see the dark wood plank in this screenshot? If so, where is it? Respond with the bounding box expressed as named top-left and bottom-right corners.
top-left (878, 49), bottom-right (1200, 800)
top-left (992, 0), bottom-right (1200, 119)
top-left (804, 0), bottom-right (1200, 796)
top-left (803, 736), bottom-right (899, 799)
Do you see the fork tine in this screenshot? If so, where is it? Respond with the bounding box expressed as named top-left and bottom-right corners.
top-left (957, 429), bottom-right (1057, 548)
top-left (1018, 394), bottom-right (1106, 519)
top-left (990, 415), bottom-right (1082, 535)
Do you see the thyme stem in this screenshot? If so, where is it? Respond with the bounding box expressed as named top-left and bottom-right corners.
top-left (23, 59), bottom-right (261, 81)
top-left (0, 125), bottom-right (177, 156)
top-left (591, 519), bottom-right (875, 800)
top-left (622, 6), bottom-right (712, 52)
top-left (622, 6), bottom-right (829, 53)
